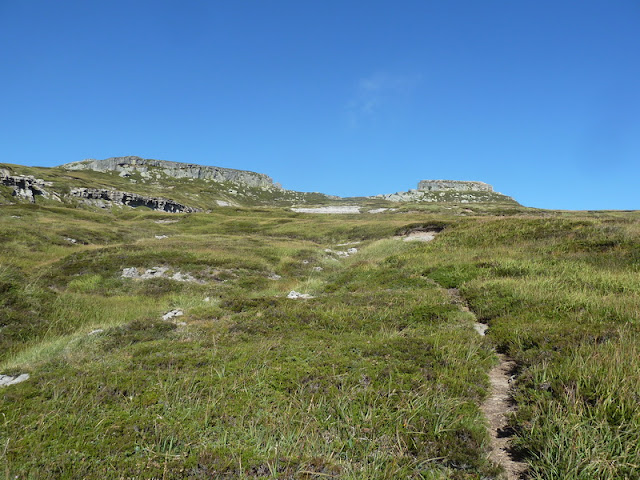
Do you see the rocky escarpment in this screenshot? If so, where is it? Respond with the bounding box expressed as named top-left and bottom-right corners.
top-left (372, 180), bottom-right (516, 204)
top-left (418, 180), bottom-right (493, 192)
top-left (70, 188), bottom-right (201, 213)
top-left (61, 156), bottom-right (279, 189)
top-left (1, 168), bottom-right (60, 203)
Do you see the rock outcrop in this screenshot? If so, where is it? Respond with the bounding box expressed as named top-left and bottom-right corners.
top-left (61, 156), bottom-right (278, 189)
top-left (371, 179), bottom-right (515, 204)
top-left (0, 373), bottom-right (30, 387)
top-left (1, 168), bottom-right (59, 202)
top-left (418, 180), bottom-right (493, 192)
top-left (70, 187), bottom-right (201, 213)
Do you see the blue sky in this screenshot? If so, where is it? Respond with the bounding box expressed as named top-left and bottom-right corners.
top-left (1, 1), bottom-right (639, 209)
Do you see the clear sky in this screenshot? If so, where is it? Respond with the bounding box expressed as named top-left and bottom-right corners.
top-left (1, 1), bottom-right (639, 209)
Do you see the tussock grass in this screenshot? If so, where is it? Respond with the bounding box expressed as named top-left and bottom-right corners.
top-left (2, 198), bottom-right (639, 478)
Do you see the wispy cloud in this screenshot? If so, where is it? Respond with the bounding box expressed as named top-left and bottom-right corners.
top-left (346, 72), bottom-right (421, 126)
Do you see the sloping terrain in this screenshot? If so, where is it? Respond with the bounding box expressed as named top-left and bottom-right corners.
top-left (1, 163), bottom-right (639, 479)
top-left (1, 157), bottom-right (519, 212)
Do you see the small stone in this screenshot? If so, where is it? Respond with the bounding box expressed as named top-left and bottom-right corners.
top-left (121, 267), bottom-right (140, 278)
top-left (0, 373), bottom-right (30, 387)
top-left (171, 271), bottom-right (199, 283)
top-left (162, 309), bottom-right (184, 321)
top-left (347, 248), bottom-right (358, 254)
top-left (154, 235), bottom-right (168, 239)
top-left (312, 266), bottom-right (323, 272)
top-left (473, 323), bottom-right (488, 336)
top-left (88, 329), bottom-right (104, 336)
top-left (268, 273), bottom-right (282, 280)
top-left (287, 290), bottom-right (314, 299)
top-left (141, 267), bottom-right (168, 279)
top-left (64, 237), bottom-right (78, 244)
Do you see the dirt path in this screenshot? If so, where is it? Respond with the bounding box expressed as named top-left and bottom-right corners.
top-left (447, 288), bottom-right (527, 479)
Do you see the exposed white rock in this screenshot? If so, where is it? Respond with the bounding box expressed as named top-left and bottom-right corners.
top-left (154, 235), bottom-right (168, 239)
top-left (162, 309), bottom-right (184, 321)
top-left (0, 373), bottom-right (30, 387)
top-left (368, 208), bottom-right (388, 213)
top-left (140, 267), bottom-right (169, 279)
top-left (65, 237), bottom-right (78, 244)
top-left (474, 323), bottom-right (489, 335)
top-left (402, 231), bottom-right (438, 242)
top-left (268, 273), bottom-right (282, 280)
top-left (216, 200), bottom-right (231, 207)
top-left (324, 248), bottom-right (350, 257)
top-left (336, 241), bottom-right (361, 247)
top-left (88, 329), bottom-right (104, 335)
top-left (287, 291), bottom-right (314, 299)
top-left (291, 206), bottom-right (361, 214)
top-left (170, 272), bottom-right (199, 283)
top-left (312, 266), bottom-right (323, 272)
top-left (121, 267), bottom-right (141, 278)
top-left (121, 267), bottom-right (203, 283)
top-left (325, 247), bottom-right (357, 257)
top-left (154, 219), bottom-right (179, 224)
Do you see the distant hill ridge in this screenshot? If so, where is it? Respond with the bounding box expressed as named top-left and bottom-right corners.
top-left (418, 180), bottom-right (493, 192)
top-left (61, 156), bottom-right (278, 189)
top-left (1, 157), bottom-right (518, 210)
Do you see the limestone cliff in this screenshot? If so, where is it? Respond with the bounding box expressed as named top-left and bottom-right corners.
top-left (69, 187), bottom-right (201, 213)
top-left (418, 180), bottom-right (493, 192)
top-left (371, 179), bottom-right (515, 204)
top-left (61, 156), bottom-right (278, 189)
top-left (0, 168), bottom-right (60, 203)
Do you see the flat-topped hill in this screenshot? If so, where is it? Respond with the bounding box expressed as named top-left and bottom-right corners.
top-left (418, 180), bottom-right (493, 192)
top-left (61, 156), bottom-right (277, 189)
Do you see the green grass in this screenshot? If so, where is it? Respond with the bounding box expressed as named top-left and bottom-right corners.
top-left (1, 173), bottom-right (640, 479)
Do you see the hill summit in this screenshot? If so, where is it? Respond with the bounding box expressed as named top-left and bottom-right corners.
top-left (1, 156), bottom-right (518, 211)
top-left (61, 156), bottom-right (278, 189)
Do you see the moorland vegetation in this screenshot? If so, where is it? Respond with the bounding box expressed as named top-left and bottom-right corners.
top-left (1, 162), bottom-right (639, 479)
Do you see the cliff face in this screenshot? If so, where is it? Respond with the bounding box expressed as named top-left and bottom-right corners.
top-left (61, 156), bottom-right (277, 189)
top-left (418, 180), bottom-right (493, 192)
top-left (0, 168), bottom-right (59, 202)
top-left (371, 179), bottom-right (515, 204)
top-left (69, 187), bottom-right (201, 213)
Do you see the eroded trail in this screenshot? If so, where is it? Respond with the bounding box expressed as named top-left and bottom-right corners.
top-left (447, 288), bottom-right (527, 479)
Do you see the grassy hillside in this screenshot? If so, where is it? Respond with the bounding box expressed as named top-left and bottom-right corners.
top-left (0, 162), bottom-right (519, 210)
top-left (1, 188), bottom-right (638, 478)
